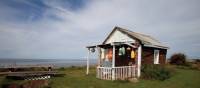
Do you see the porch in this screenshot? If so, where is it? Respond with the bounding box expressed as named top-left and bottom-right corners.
top-left (97, 66), bottom-right (136, 80)
top-left (86, 42), bottom-right (142, 80)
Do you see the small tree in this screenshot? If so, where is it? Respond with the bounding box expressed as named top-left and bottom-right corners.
top-left (169, 53), bottom-right (186, 65)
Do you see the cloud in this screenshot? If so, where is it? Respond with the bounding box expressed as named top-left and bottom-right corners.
top-left (0, 0), bottom-right (200, 59)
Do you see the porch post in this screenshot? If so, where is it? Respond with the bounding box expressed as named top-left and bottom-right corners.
top-left (137, 45), bottom-right (142, 77)
top-left (86, 48), bottom-right (90, 75)
top-left (112, 45), bottom-right (115, 80)
top-left (97, 47), bottom-right (101, 66)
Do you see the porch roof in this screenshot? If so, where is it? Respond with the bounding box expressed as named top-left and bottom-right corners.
top-left (86, 42), bottom-right (137, 48)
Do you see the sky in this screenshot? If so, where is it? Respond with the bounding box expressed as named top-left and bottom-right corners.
top-left (0, 0), bottom-right (200, 59)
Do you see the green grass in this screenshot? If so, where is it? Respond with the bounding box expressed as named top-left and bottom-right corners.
top-left (1, 66), bottom-right (200, 88)
top-left (49, 66), bottom-right (200, 88)
top-left (0, 76), bottom-right (24, 88)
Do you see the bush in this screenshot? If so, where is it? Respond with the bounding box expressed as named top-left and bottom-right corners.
top-left (190, 59), bottom-right (200, 70)
top-left (169, 53), bottom-right (186, 65)
top-left (141, 64), bottom-right (171, 81)
top-left (58, 67), bottom-right (65, 71)
top-left (195, 59), bottom-right (200, 64)
top-left (2, 83), bottom-right (20, 88)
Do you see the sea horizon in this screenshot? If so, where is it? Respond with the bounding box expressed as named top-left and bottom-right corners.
top-left (0, 58), bottom-right (97, 68)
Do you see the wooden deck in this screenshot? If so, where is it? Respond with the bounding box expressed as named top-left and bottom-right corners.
top-left (1, 71), bottom-right (64, 80)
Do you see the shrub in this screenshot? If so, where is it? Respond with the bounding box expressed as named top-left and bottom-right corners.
top-left (58, 67), bottom-right (65, 71)
top-left (141, 64), bottom-right (171, 81)
top-left (2, 83), bottom-right (20, 88)
top-left (195, 59), bottom-right (200, 64)
top-left (169, 53), bottom-right (186, 65)
top-left (190, 59), bottom-right (200, 70)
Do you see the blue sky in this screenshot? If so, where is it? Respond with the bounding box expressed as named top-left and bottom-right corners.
top-left (0, 0), bottom-right (200, 59)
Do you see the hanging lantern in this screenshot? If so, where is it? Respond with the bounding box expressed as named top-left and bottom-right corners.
top-left (131, 50), bottom-right (135, 59)
top-left (127, 47), bottom-right (131, 50)
top-left (108, 49), bottom-right (113, 61)
top-left (90, 48), bottom-right (95, 53)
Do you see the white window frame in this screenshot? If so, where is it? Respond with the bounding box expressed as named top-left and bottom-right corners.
top-left (154, 50), bottom-right (160, 64)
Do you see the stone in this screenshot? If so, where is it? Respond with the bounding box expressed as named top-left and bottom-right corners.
top-left (128, 78), bottom-right (139, 83)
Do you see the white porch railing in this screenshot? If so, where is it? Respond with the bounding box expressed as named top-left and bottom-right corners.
top-left (97, 65), bottom-right (136, 80)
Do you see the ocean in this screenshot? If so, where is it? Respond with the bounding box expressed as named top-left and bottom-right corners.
top-left (0, 59), bottom-right (97, 68)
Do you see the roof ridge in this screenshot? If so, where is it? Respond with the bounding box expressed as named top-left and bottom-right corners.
top-left (116, 26), bottom-right (154, 38)
top-left (116, 26), bottom-right (162, 43)
top-left (102, 26), bottom-right (168, 49)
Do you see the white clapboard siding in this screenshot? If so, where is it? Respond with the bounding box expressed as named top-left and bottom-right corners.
top-left (105, 30), bottom-right (135, 44)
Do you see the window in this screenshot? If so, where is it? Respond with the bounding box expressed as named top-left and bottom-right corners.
top-left (154, 50), bottom-right (160, 64)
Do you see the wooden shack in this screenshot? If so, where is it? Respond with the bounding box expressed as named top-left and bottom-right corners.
top-left (86, 26), bottom-right (169, 80)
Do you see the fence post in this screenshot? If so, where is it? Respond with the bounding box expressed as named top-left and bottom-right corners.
top-left (86, 48), bottom-right (90, 75)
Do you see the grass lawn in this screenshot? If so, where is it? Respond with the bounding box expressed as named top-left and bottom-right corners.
top-left (0, 66), bottom-right (200, 88)
top-left (0, 76), bottom-right (24, 88)
top-left (49, 66), bottom-right (200, 88)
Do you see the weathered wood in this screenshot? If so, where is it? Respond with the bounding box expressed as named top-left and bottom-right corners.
top-left (86, 48), bottom-right (90, 75)
top-left (97, 47), bottom-right (101, 66)
top-left (112, 45), bottom-right (115, 80)
top-left (137, 45), bottom-right (142, 77)
top-left (142, 47), bottom-right (167, 64)
top-left (4, 71), bottom-right (64, 80)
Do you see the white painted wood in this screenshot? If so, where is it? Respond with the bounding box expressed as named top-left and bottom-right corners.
top-left (96, 66), bottom-right (136, 80)
top-left (133, 66), bottom-right (136, 77)
top-left (105, 30), bottom-right (135, 44)
top-left (137, 45), bottom-right (142, 77)
top-left (125, 42), bottom-right (137, 48)
top-left (86, 48), bottom-right (90, 75)
top-left (128, 66), bottom-right (131, 77)
top-left (154, 50), bottom-right (160, 64)
top-left (97, 47), bottom-right (101, 66)
top-left (112, 45), bottom-right (115, 80)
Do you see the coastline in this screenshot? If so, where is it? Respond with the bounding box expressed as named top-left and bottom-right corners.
top-left (0, 59), bottom-right (97, 68)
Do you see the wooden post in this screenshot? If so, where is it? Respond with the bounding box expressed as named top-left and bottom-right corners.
top-left (112, 45), bottom-right (115, 80)
top-left (97, 47), bottom-right (101, 66)
top-left (137, 45), bottom-right (142, 77)
top-left (86, 48), bottom-right (90, 75)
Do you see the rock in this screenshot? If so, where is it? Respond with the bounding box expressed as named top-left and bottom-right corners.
top-left (128, 78), bottom-right (139, 83)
